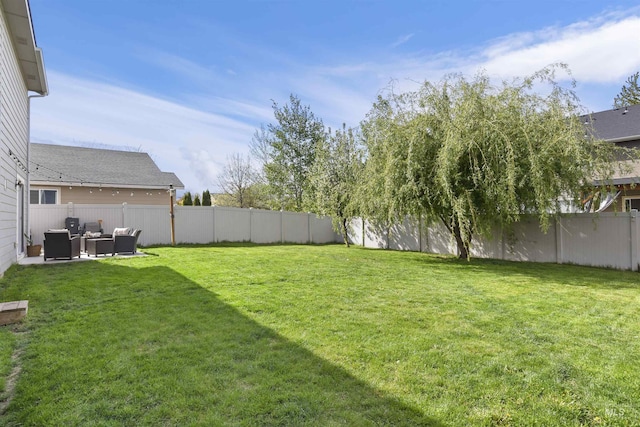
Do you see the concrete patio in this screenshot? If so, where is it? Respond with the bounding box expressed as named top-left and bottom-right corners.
top-left (18, 251), bottom-right (146, 266)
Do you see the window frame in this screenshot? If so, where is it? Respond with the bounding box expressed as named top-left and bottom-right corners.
top-left (622, 196), bottom-right (640, 212)
top-left (29, 187), bottom-right (60, 205)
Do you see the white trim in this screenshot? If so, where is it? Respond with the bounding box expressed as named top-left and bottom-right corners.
top-left (606, 135), bottom-right (640, 143)
top-left (30, 186), bottom-right (60, 204)
top-left (30, 181), bottom-right (183, 190)
top-left (622, 196), bottom-right (640, 212)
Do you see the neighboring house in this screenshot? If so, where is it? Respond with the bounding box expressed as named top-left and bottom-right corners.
top-left (0, 0), bottom-right (48, 275)
top-left (582, 104), bottom-right (640, 212)
top-left (30, 143), bottom-right (184, 205)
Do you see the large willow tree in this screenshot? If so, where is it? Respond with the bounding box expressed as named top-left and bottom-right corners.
top-left (360, 66), bottom-right (622, 259)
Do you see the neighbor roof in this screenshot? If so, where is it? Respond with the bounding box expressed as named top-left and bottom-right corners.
top-left (581, 104), bottom-right (640, 142)
top-left (30, 143), bottom-right (184, 189)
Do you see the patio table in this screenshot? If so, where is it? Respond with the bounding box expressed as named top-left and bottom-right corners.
top-left (85, 238), bottom-right (114, 257)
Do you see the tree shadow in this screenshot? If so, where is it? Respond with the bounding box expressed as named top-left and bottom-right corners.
top-left (399, 250), bottom-right (640, 291)
top-left (3, 262), bottom-right (441, 426)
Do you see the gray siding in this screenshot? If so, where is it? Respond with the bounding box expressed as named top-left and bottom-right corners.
top-left (0, 6), bottom-right (29, 275)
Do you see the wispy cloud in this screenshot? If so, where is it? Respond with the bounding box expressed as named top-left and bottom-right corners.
top-left (30, 71), bottom-right (257, 192)
top-left (391, 33), bottom-right (414, 48)
top-left (305, 10), bottom-right (640, 113)
top-left (477, 15), bottom-right (640, 83)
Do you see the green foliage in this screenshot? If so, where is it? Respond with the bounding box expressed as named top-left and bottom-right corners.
top-left (182, 191), bottom-right (193, 206)
top-left (613, 72), bottom-right (640, 107)
top-left (193, 194), bottom-right (201, 206)
top-left (201, 189), bottom-right (212, 206)
top-left (309, 124), bottom-right (364, 245)
top-left (360, 66), bottom-right (622, 258)
top-left (253, 94), bottom-right (325, 211)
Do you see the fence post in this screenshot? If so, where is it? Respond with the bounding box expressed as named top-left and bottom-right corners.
top-left (280, 210), bottom-right (284, 243)
top-left (122, 202), bottom-right (128, 228)
top-left (308, 213), bottom-right (312, 244)
top-left (212, 206), bottom-right (216, 243)
top-left (555, 218), bottom-right (563, 264)
top-left (67, 202), bottom-right (74, 217)
top-left (630, 210), bottom-right (638, 272)
top-left (362, 218), bottom-right (365, 247)
top-left (501, 224), bottom-right (506, 260)
top-left (249, 208), bottom-right (253, 243)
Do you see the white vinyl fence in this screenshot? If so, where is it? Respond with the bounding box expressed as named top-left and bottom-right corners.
top-left (29, 204), bottom-right (639, 271)
top-left (349, 212), bottom-right (640, 271)
top-left (30, 204), bottom-right (341, 247)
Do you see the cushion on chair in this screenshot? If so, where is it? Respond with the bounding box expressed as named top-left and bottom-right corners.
top-left (47, 229), bottom-right (70, 237)
top-left (113, 227), bottom-right (132, 236)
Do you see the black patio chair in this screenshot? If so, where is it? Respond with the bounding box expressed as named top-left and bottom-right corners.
top-left (44, 230), bottom-right (81, 261)
top-left (82, 222), bottom-right (103, 235)
top-left (114, 229), bottom-right (142, 254)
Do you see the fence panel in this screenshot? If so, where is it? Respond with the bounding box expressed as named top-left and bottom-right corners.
top-left (348, 218), bottom-right (364, 246)
top-left (73, 204), bottom-right (124, 236)
top-left (174, 206), bottom-right (214, 244)
top-left (559, 213), bottom-right (633, 270)
top-left (503, 218), bottom-right (557, 263)
top-left (250, 209), bottom-right (281, 243)
top-left (214, 207), bottom-right (251, 242)
top-left (310, 215), bottom-right (341, 244)
top-left (29, 205), bottom-right (69, 245)
top-left (282, 212), bottom-right (309, 243)
top-left (363, 220), bottom-right (388, 249)
top-left (423, 221), bottom-right (456, 255)
top-left (389, 217), bottom-right (420, 251)
top-left (124, 205), bottom-right (170, 246)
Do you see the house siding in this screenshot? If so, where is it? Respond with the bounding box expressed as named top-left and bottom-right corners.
top-left (0, 5), bottom-right (29, 275)
top-left (44, 185), bottom-right (170, 205)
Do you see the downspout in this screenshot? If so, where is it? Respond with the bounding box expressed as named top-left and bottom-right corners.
top-left (25, 93), bottom-right (46, 253)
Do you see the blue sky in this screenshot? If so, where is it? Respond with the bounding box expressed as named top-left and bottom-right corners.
top-left (28, 0), bottom-right (640, 193)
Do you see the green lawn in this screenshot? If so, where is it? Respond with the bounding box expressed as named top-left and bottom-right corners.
top-left (0, 244), bottom-right (638, 426)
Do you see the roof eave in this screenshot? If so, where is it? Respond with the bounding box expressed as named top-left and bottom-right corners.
top-left (606, 135), bottom-right (640, 144)
top-left (1, 0), bottom-right (48, 95)
top-left (30, 180), bottom-right (184, 190)
top-left (33, 47), bottom-right (48, 95)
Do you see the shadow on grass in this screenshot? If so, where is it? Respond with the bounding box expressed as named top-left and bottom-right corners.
top-left (390, 248), bottom-right (640, 291)
top-left (2, 262), bottom-right (440, 426)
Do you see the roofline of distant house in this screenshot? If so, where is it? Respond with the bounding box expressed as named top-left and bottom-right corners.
top-left (593, 177), bottom-right (640, 186)
top-left (606, 135), bottom-right (640, 143)
top-left (30, 180), bottom-right (184, 190)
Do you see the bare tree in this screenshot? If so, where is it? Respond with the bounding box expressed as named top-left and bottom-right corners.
top-left (217, 153), bottom-right (256, 208)
top-left (613, 72), bottom-right (640, 107)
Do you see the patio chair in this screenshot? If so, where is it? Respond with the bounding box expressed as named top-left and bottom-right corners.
top-left (44, 229), bottom-right (81, 261)
top-left (82, 222), bottom-right (103, 235)
top-left (113, 229), bottom-right (142, 254)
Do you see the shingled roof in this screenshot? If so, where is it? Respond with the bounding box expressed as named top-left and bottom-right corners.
top-left (30, 143), bottom-right (184, 189)
top-left (581, 104), bottom-right (640, 142)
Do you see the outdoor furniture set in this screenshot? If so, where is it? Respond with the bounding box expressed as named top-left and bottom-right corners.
top-left (43, 226), bottom-right (142, 261)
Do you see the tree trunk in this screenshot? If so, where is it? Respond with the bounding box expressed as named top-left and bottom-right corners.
top-left (452, 221), bottom-right (470, 259)
top-left (341, 217), bottom-right (350, 247)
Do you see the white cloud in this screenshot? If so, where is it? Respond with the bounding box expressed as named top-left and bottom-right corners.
top-left (391, 33), bottom-right (415, 48)
top-left (477, 15), bottom-right (640, 83)
top-left (30, 71), bottom-right (255, 192)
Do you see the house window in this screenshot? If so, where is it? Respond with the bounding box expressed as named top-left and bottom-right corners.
top-left (30, 189), bottom-right (58, 204)
top-left (623, 197), bottom-right (640, 212)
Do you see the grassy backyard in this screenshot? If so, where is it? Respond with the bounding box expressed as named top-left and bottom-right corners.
top-left (0, 244), bottom-right (638, 426)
